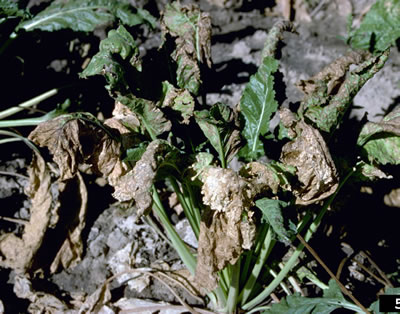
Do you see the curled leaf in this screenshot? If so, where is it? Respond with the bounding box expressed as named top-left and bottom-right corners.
top-left (80, 25), bottom-right (141, 91)
top-left (29, 114), bottom-right (122, 181)
top-left (160, 81), bottom-right (195, 124)
top-left (280, 117), bottom-right (339, 205)
top-left (300, 50), bottom-right (389, 133)
top-left (0, 152), bottom-right (53, 272)
top-left (112, 140), bottom-right (179, 217)
top-left (239, 161), bottom-right (295, 194)
top-left (195, 103), bottom-right (241, 166)
top-left (196, 167), bottom-right (255, 291)
top-left (357, 107), bottom-right (400, 165)
top-left (161, 1), bottom-right (212, 95)
top-left (118, 94), bottom-right (171, 139)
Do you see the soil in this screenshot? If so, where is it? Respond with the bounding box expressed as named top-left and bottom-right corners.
top-left (0, 0), bottom-right (399, 313)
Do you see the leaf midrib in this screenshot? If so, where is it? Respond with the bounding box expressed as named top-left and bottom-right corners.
top-left (22, 5), bottom-right (112, 31)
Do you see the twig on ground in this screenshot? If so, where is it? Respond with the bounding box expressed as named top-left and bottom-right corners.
top-left (296, 233), bottom-right (370, 314)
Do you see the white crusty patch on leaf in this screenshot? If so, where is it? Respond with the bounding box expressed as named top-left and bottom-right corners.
top-left (196, 167), bottom-right (256, 291)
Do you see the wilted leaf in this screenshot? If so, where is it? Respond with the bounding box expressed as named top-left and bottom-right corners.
top-left (18, 0), bottom-right (155, 32)
top-left (263, 280), bottom-right (360, 313)
top-left (0, 152), bottom-right (53, 272)
top-left (240, 56), bottom-right (279, 160)
top-left (160, 81), bottom-right (195, 124)
top-left (29, 114), bottom-right (122, 181)
top-left (50, 173), bottom-right (88, 273)
top-left (301, 50), bottom-right (389, 133)
top-left (118, 94), bottom-right (171, 139)
top-left (239, 161), bottom-right (295, 194)
top-left (384, 188), bottom-right (400, 208)
top-left (348, 0), bottom-right (400, 53)
top-left (280, 117), bottom-right (339, 205)
top-left (14, 275), bottom-right (70, 312)
top-left (357, 107), bottom-right (400, 165)
top-left (195, 103), bottom-right (240, 166)
top-left (80, 25), bottom-right (141, 91)
top-left (255, 198), bottom-right (293, 243)
top-left (161, 1), bottom-right (212, 95)
top-left (112, 140), bottom-right (180, 217)
top-left (196, 167), bottom-right (255, 291)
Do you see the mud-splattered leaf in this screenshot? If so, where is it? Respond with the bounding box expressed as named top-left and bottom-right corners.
top-left (280, 118), bottom-right (339, 205)
top-left (240, 56), bottom-right (279, 160)
top-left (80, 25), bottom-right (141, 91)
top-left (239, 161), bottom-right (295, 195)
top-left (18, 0), bottom-right (155, 32)
top-left (0, 152), bottom-right (53, 272)
top-left (348, 0), bottom-right (400, 53)
top-left (256, 198), bottom-right (293, 243)
top-left (357, 107), bottom-right (400, 165)
top-left (118, 94), bottom-right (171, 139)
top-left (196, 167), bottom-right (255, 291)
top-left (160, 81), bottom-right (195, 124)
top-left (263, 280), bottom-right (358, 314)
top-left (161, 1), bottom-right (212, 95)
top-left (29, 114), bottom-right (122, 181)
top-left (112, 140), bottom-right (180, 217)
top-left (301, 50), bottom-right (389, 133)
top-left (189, 152), bottom-right (214, 181)
top-left (195, 103), bottom-right (240, 166)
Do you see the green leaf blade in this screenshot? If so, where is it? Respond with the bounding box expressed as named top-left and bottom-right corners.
top-left (255, 197), bottom-right (293, 243)
top-left (240, 56), bottom-right (279, 160)
top-left (348, 0), bottom-right (400, 53)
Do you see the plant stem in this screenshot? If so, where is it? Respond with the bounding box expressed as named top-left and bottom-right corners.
top-left (239, 226), bottom-right (274, 305)
top-left (151, 186), bottom-right (196, 274)
top-left (242, 168), bottom-right (355, 310)
top-left (0, 88), bottom-right (58, 120)
top-left (226, 259), bottom-right (241, 314)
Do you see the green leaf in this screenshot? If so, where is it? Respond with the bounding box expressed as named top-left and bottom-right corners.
top-left (255, 198), bottom-right (293, 243)
top-left (117, 94), bottom-right (171, 140)
top-left (17, 0), bottom-right (155, 32)
top-left (80, 25), bottom-right (141, 91)
top-left (160, 81), bottom-right (195, 124)
top-left (239, 56), bottom-right (279, 160)
top-left (195, 103), bottom-right (240, 167)
top-left (124, 142), bottom-right (148, 163)
top-left (348, 0), bottom-right (400, 53)
top-left (263, 280), bottom-right (362, 314)
top-left (357, 107), bottom-right (400, 165)
top-left (161, 1), bottom-right (212, 95)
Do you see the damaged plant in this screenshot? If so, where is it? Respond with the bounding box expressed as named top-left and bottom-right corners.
top-left (2, 0), bottom-right (400, 312)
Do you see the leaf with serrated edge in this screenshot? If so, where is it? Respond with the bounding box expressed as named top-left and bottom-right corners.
top-left (240, 56), bottom-right (279, 160)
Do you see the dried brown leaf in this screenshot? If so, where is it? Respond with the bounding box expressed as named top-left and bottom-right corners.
top-left (112, 140), bottom-right (174, 217)
top-left (79, 282), bottom-right (111, 313)
top-left (14, 274), bottom-right (70, 313)
top-left (280, 118), bottom-right (339, 205)
top-left (196, 167), bottom-right (255, 291)
top-left (29, 115), bottom-right (122, 181)
top-left (0, 152), bottom-right (53, 272)
top-left (50, 172), bottom-right (88, 273)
